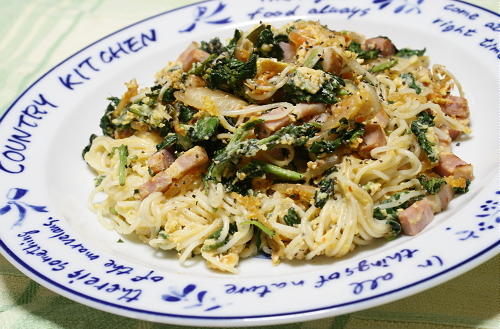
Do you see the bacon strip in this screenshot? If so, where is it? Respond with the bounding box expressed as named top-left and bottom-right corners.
top-left (359, 124), bottom-right (387, 158)
top-left (139, 146), bottom-right (208, 199)
top-left (435, 153), bottom-right (473, 180)
top-left (363, 37), bottom-right (396, 57)
top-left (399, 199), bottom-right (435, 236)
top-left (148, 149), bottom-right (175, 175)
top-left (177, 42), bottom-right (210, 72)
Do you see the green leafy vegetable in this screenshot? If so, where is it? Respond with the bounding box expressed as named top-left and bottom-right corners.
top-left (200, 37), bottom-right (224, 55)
top-left (281, 72), bottom-right (345, 104)
top-left (283, 208), bottom-right (301, 226)
top-left (410, 112), bottom-right (439, 163)
top-left (401, 72), bottom-right (422, 94)
top-left (347, 41), bottom-right (379, 60)
top-left (253, 25), bottom-right (288, 60)
top-left (206, 121), bottom-right (319, 183)
top-left (161, 87), bottom-right (178, 104)
top-left (99, 97), bottom-right (121, 137)
top-left (241, 220), bottom-right (275, 238)
top-left (117, 145), bottom-right (129, 186)
top-left (370, 59), bottom-right (398, 73)
top-left (178, 104), bottom-right (197, 123)
top-left (418, 175), bottom-right (445, 194)
top-left (373, 191), bottom-right (423, 239)
top-left (82, 134), bottom-right (97, 159)
top-left (314, 178), bottom-right (335, 208)
top-left (396, 48), bottom-right (426, 58)
top-left (203, 222), bottom-right (238, 250)
top-left (191, 116), bottom-right (220, 141)
top-left (94, 175), bottom-right (106, 187)
top-left (309, 118), bottom-right (365, 155)
top-left (205, 55), bottom-right (258, 93)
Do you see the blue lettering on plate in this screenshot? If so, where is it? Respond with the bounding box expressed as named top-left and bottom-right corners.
top-left (162, 283), bottom-right (222, 312)
top-left (58, 29), bottom-right (157, 91)
top-left (0, 95), bottom-right (57, 174)
top-left (17, 230), bottom-right (68, 271)
top-left (179, 2), bottom-right (231, 33)
top-left (431, 18), bottom-right (477, 36)
top-left (371, 0), bottom-right (424, 14)
top-left (0, 188), bottom-right (47, 227)
top-left (349, 272), bottom-right (394, 295)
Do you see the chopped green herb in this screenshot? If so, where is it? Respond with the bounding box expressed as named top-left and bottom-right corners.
top-left (191, 116), bottom-right (219, 141)
top-left (94, 175), bottom-right (106, 187)
top-left (418, 175), bottom-right (445, 194)
top-left (117, 145), bottom-right (129, 186)
top-left (309, 118), bottom-right (365, 155)
top-left (82, 134), bottom-right (97, 159)
top-left (410, 112), bottom-right (439, 163)
top-left (314, 178), bottom-right (335, 208)
top-left (242, 220), bottom-right (275, 238)
top-left (370, 59), bottom-right (398, 73)
top-left (117, 238), bottom-right (124, 243)
top-left (283, 208), bottom-right (301, 226)
top-left (178, 104), bottom-right (197, 123)
top-left (396, 48), bottom-right (426, 58)
top-left (401, 72), bottom-right (422, 94)
top-left (347, 41), bottom-right (379, 60)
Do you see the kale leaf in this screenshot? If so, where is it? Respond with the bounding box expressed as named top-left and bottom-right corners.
top-left (253, 25), bottom-right (289, 60)
top-left (82, 134), bottom-right (97, 159)
top-left (396, 48), bottom-right (426, 58)
top-left (410, 112), bottom-right (439, 163)
top-left (204, 54), bottom-right (257, 93)
top-left (309, 118), bottom-right (365, 155)
top-left (401, 72), bottom-right (422, 94)
top-left (347, 41), bottom-right (380, 60)
top-left (200, 37), bottom-right (224, 55)
top-left (283, 208), bottom-right (301, 226)
top-left (314, 178), bottom-right (335, 208)
top-left (418, 174), bottom-right (445, 194)
top-left (281, 72), bottom-right (345, 104)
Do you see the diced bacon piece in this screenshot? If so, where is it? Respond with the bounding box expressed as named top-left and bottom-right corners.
top-left (448, 129), bottom-right (462, 140)
top-left (279, 42), bottom-right (296, 63)
top-left (440, 96), bottom-right (469, 119)
top-left (138, 174), bottom-right (173, 199)
top-left (426, 184), bottom-right (454, 212)
top-left (184, 74), bottom-right (206, 88)
top-left (435, 153), bottom-right (473, 180)
top-left (399, 199), bottom-right (435, 235)
top-left (148, 149), bottom-right (175, 175)
top-left (359, 124), bottom-right (387, 158)
top-left (257, 107), bottom-right (292, 137)
top-left (139, 146), bottom-right (208, 199)
top-left (177, 42), bottom-right (210, 72)
top-left (293, 103), bottom-right (327, 120)
top-left (371, 110), bottom-right (389, 129)
top-left (363, 37), bottom-right (396, 57)
top-left (321, 48), bottom-right (343, 75)
top-left (167, 146), bottom-right (209, 178)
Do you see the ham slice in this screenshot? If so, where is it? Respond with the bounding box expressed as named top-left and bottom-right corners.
top-left (321, 48), bottom-right (343, 75)
top-left (426, 184), bottom-right (454, 213)
top-left (148, 149), bottom-right (175, 175)
top-left (177, 42), bottom-right (210, 72)
top-left (279, 42), bottom-right (296, 63)
top-left (399, 199), bottom-right (435, 235)
top-left (139, 146), bottom-right (208, 199)
top-left (435, 153), bottom-right (473, 180)
top-left (372, 110), bottom-right (389, 129)
top-left (363, 37), bottom-right (396, 57)
top-left (293, 103), bottom-right (327, 120)
top-left (441, 96), bottom-right (469, 119)
top-left (359, 124), bottom-right (387, 158)
top-left (258, 107), bottom-right (292, 136)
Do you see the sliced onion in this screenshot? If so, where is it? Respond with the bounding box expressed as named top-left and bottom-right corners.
top-left (223, 102), bottom-right (294, 117)
top-left (175, 87), bottom-right (248, 115)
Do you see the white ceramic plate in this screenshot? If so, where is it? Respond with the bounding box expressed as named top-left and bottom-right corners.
top-left (0, 0), bottom-right (498, 326)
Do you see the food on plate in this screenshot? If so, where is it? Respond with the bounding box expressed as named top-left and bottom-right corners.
top-left (83, 20), bottom-right (472, 273)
